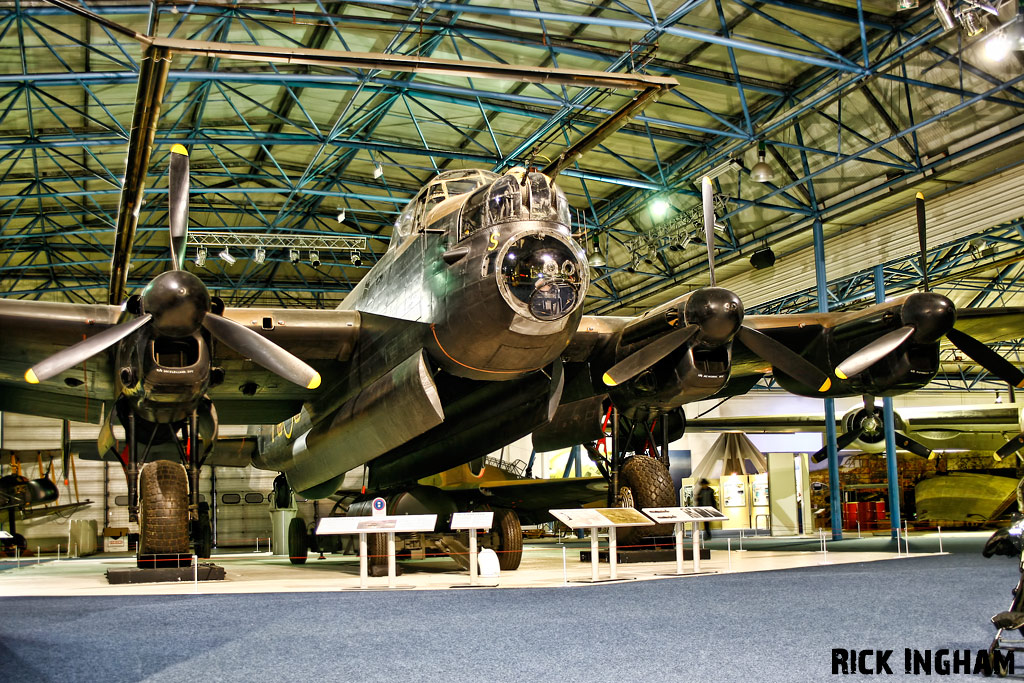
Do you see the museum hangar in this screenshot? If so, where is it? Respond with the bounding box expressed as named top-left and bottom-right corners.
top-left (0, 1), bottom-right (1023, 681)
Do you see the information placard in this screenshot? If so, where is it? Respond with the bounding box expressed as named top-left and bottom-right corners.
top-left (450, 511), bottom-right (494, 530)
top-left (550, 507), bottom-right (654, 529)
top-left (641, 506), bottom-right (727, 523)
top-left (316, 514), bottom-right (437, 535)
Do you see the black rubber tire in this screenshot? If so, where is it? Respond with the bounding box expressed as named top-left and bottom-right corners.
top-left (617, 455), bottom-right (676, 546)
top-left (493, 508), bottom-right (523, 571)
top-left (138, 460), bottom-right (190, 557)
top-left (194, 503), bottom-right (212, 560)
top-left (367, 531), bottom-right (388, 567)
top-left (287, 517), bottom-right (308, 565)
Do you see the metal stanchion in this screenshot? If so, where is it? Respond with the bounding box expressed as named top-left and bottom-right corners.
top-left (562, 545), bottom-right (567, 586)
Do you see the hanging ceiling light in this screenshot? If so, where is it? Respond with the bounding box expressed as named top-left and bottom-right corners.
top-left (588, 234), bottom-right (606, 268)
top-left (253, 247), bottom-right (266, 264)
top-left (219, 248), bottom-right (236, 265)
top-left (750, 141), bottom-right (775, 183)
top-left (194, 247), bottom-right (207, 267)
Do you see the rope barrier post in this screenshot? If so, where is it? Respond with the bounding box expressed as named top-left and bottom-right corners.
top-left (692, 526), bottom-right (701, 574)
top-left (386, 532), bottom-right (397, 589)
top-left (608, 526), bottom-right (618, 581)
top-left (674, 522), bottom-right (684, 575)
top-left (358, 532), bottom-right (368, 590)
top-left (468, 529), bottom-right (478, 587)
top-left (562, 545), bottom-right (567, 586)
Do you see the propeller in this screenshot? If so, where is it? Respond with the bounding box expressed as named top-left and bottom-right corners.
top-left (25, 144), bottom-right (321, 391)
top-left (834, 194), bottom-right (1024, 390)
top-left (603, 177), bottom-right (832, 392)
top-left (996, 433), bottom-right (1024, 460)
top-left (810, 398), bottom-right (932, 462)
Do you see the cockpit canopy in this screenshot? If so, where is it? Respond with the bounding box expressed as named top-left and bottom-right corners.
top-left (391, 169), bottom-right (499, 248)
top-left (388, 168), bottom-right (572, 251)
top-left (460, 170), bottom-right (571, 238)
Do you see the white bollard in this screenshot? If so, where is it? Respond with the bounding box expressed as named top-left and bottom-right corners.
top-left (562, 545), bottom-right (567, 586)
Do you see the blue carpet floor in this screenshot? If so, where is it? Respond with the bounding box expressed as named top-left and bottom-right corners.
top-left (1, 553), bottom-right (1019, 682)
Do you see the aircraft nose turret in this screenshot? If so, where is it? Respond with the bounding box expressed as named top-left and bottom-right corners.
top-left (496, 232), bottom-right (587, 322)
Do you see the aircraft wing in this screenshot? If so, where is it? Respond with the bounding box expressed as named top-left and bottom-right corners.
top-left (0, 298), bottom-right (381, 425)
top-left (0, 299), bottom-right (122, 423)
top-left (446, 476), bottom-right (608, 525)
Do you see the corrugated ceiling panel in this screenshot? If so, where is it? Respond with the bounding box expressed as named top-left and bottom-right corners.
top-left (723, 167), bottom-right (1024, 308)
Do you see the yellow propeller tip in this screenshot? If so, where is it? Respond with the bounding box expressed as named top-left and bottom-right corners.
top-left (818, 377), bottom-right (832, 393)
top-left (834, 369), bottom-right (847, 381)
top-left (915, 192), bottom-right (924, 200)
top-left (306, 373), bottom-right (321, 390)
top-left (602, 373), bottom-right (618, 387)
top-left (24, 368), bottom-right (39, 384)
top-left (171, 143), bottom-right (189, 157)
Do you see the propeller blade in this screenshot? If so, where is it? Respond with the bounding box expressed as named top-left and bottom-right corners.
top-left (202, 313), bottom-right (321, 389)
top-left (894, 432), bottom-right (933, 459)
top-left (946, 327), bottom-right (1024, 388)
top-left (997, 433), bottom-right (1024, 460)
top-left (25, 314), bottom-right (152, 384)
top-left (737, 326), bottom-right (832, 392)
top-left (168, 144), bottom-right (189, 270)
top-left (916, 192), bottom-right (929, 293)
top-left (811, 428), bottom-right (864, 463)
top-left (701, 176), bottom-right (716, 287)
top-left (603, 324), bottom-right (699, 387)
top-left (61, 419), bottom-right (71, 486)
top-left (834, 325), bottom-right (916, 380)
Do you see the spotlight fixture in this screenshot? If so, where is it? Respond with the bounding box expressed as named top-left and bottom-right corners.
top-left (219, 248), bottom-right (236, 265)
top-left (253, 247), bottom-right (266, 264)
top-left (337, 209), bottom-right (346, 223)
top-left (934, 0), bottom-right (957, 31)
top-left (750, 246), bottom-right (777, 270)
top-left (350, 251), bottom-right (362, 267)
top-left (649, 198), bottom-right (670, 219)
top-left (983, 31), bottom-right (1012, 60)
top-left (194, 247), bottom-right (207, 267)
top-left (310, 251), bottom-right (321, 268)
top-left (587, 234), bottom-right (606, 268)
top-left (289, 248), bottom-right (300, 264)
top-left (373, 163), bottom-right (384, 180)
top-left (693, 158), bottom-right (741, 185)
top-left (750, 141), bottom-right (774, 182)
top-left (962, 10), bottom-right (984, 36)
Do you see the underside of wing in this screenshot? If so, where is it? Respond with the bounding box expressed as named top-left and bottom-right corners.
top-left (0, 299), bottom-right (121, 422)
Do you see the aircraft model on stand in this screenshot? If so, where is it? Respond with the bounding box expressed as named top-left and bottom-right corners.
top-left (1, 4), bottom-right (1023, 571)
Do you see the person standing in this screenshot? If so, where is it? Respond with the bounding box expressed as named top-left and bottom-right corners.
top-left (695, 478), bottom-right (718, 539)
